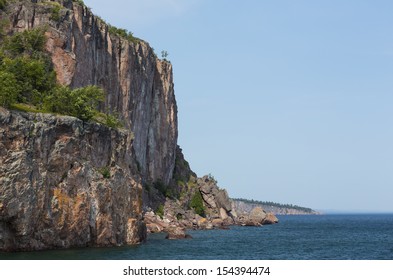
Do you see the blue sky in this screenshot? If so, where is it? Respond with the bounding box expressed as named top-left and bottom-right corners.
top-left (84, 0), bottom-right (393, 213)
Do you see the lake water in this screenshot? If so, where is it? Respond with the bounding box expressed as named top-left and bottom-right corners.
top-left (1, 214), bottom-right (393, 260)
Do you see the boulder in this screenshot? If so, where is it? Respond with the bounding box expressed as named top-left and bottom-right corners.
top-left (146, 223), bottom-right (163, 233)
top-left (219, 207), bottom-right (229, 220)
top-left (262, 212), bottom-right (279, 224)
top-left (197, 217), bottom-right (208, 228)
top-left (165, 227), bottom-right (192, 240)
top-left (212, 218), bottom-right (223, 228)
top-left (249, 207), bottom-right (267, 224)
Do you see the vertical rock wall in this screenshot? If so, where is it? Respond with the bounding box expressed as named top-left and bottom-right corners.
top-left (0, 108), bottom-right (146, 251)
top-left (5, 0), bottom-right (178, 184)
top-left (0, 0), bottom-right (178, 251)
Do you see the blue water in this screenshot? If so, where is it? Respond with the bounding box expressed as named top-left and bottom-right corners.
top-left (1, 214), bottom-right (393, 260)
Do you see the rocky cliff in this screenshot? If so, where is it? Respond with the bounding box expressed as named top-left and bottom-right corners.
top-left (2, 0), bottom-right (177, 185)
top-left (0, 0), bottom-right (278, 251)
top-left (0, 108), bottom-right (145, 251)
top-left (0, 0), bottom-right (178, 251)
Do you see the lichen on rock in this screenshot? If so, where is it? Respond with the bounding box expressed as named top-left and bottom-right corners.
top-left (0, 108), bottom-right (146, 251)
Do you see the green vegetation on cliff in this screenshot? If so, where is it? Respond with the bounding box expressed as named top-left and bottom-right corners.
top-left (0, 0), bottom-right (7, 10)
top-left (108, 25), bottom-right (138, 44)
top-left (190, 190), bottom-right (205, 217)
top-left (0, 25), bottom-right (121, 125)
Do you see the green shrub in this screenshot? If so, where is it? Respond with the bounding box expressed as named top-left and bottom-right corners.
top-left (0, 26), bottom-right (119, 127)
top-left (2, 28), bottom-right (47, 57)
top-left (44, 85), bottom-right (104, 121)
top-left (0, 28), bottom-right (56, 107)
top-left (190, 190), bottom-right (205, 217)
top-left (156, 204), bottom-right (164, 219)
top-left (47, 2), bottom-right (62, 22)
top-left (0, 19), bottom-right (9, 39)
top-left (93, 111), bottom-right (123, 129)
top-left (108, 25), bottom-right (138, 44)
top-left (0, 71), bottom-right (19, 108)
top-left (70, 86), bottom-right (104, 121)
top-left (153, 180), bottom-right (167, 194)
top-left (43, 86), bottom-right (72, 114)
top-left (104, 112), bottom-right (123, 128)
top-left (72, 0), bottom-right (85, 6)
top-left (1, 56), bottom-right (56, 106)
top-left (0, 0), bottom-right (7, 10)
top-left (99, 167), bottom-right (111, 179)
top-left (164, 188), bottom-right (175, 199)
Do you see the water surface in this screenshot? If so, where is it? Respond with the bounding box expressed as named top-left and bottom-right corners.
top-left (1, 214), bottom-right (392, 260)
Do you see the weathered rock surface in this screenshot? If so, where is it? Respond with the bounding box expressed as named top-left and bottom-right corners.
top-left (263, 212), bottom-right (279, 224)
top-left (249, 207), bottom-right (267, 225)
top-left (3, 0), bottom-right (177, 185)
top-left (198, 175), bottom-right (234, 217)
top-left (165, 227), bottom-right (192, 240)
top-left (144, 175), bottom-right (238, 236)
top-left (235, 205), bottom-right (278, 226)
top-left (0, 108), bottom-right (146, 251)
top-left (0, 1), bottom-right (280, 251)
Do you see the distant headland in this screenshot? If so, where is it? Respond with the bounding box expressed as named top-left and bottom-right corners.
top-left (233, 198), bottom-right (320, 215)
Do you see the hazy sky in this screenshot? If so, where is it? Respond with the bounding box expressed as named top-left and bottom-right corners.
top-left (83, 0), bottom-right (393, 213)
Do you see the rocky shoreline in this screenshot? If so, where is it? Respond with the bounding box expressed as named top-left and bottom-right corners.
top-left (143, 175), bottom-right (278, 239)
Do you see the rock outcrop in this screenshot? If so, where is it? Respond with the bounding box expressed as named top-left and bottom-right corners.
top-left (143, 175), bottom-right (237, 237)
top-left (1, 0), bottom-right (177, 251)
top-left (235, 206), bottom-right (278, 226)
top-left (2, 0), bottom-right (177, 185)
top-left (0, 0), bottom-right (280, 250)
top-left (0, 108), bottom-right (146, 251)
top-left (197, 175), bottom-right (237, 224)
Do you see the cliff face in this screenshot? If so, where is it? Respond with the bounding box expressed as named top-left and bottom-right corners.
top-left (0, 108), bottom-right (146, 251)
top-left (4, 0), bottom-right (177, 185)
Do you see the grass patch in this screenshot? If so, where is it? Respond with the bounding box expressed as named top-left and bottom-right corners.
top-left (9, 103), bottom-right (47, 113)
top-left (94, 111), bottom-right (123, 129)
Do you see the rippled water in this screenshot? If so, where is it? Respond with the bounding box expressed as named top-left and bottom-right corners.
top-left (1, 214), bottom-right (393, 260)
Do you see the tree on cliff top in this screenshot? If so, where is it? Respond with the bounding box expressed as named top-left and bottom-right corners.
top-left (44, 85), bottom-right (104, 121)
top-left (0, 25), bottom-right (119, 125)
top-left (0, 71), bottom-right (19, 107)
